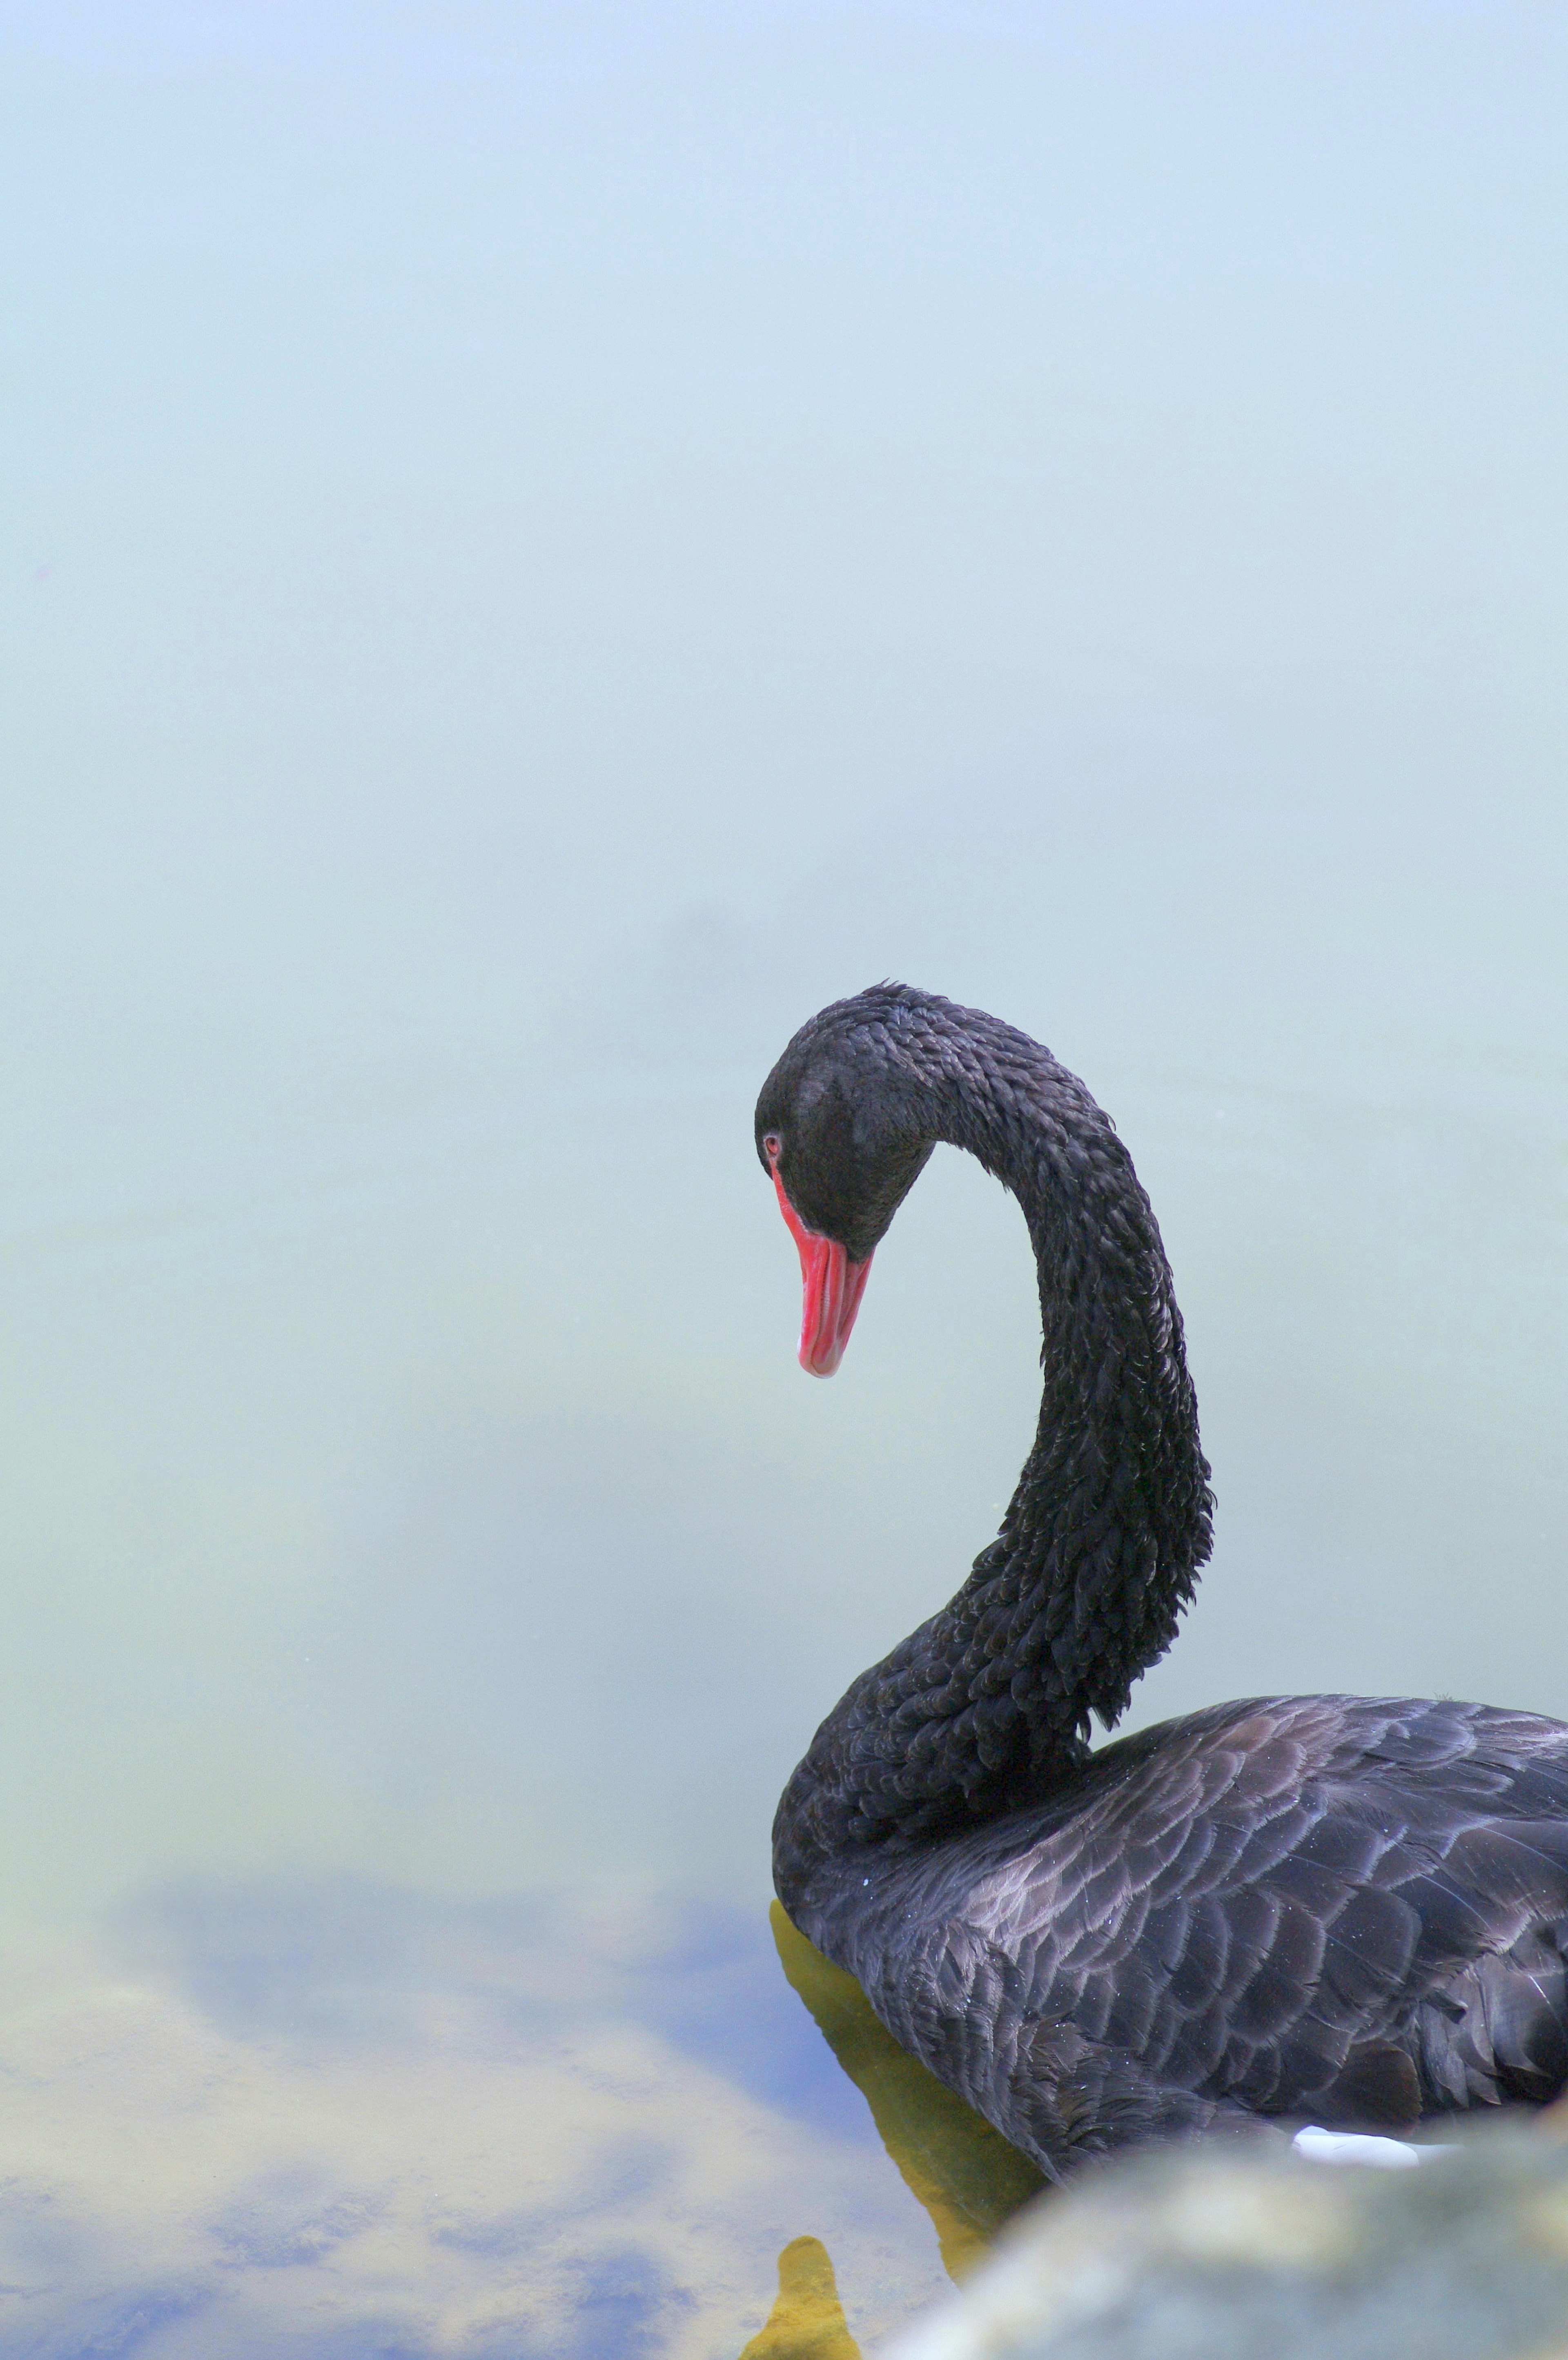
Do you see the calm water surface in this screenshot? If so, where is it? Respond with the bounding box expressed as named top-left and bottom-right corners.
top-left (4, 4), bottom-right (1565, 2352)
top-left (0, 1880), bottom-right (1022, 2354)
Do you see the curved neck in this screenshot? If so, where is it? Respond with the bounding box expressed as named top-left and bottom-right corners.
top-left (776, 997), bottom-right (1214, 1880)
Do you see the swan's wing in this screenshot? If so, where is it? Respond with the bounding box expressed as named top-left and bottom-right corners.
top-left (887, 1696), bottom-right (1568, 2167)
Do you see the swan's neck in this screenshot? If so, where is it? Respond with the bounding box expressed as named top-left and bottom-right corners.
top-left (775, 1010), bottom-right (1213, 1885)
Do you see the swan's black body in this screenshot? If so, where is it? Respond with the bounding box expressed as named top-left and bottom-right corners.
top-left (760, 984), bottom-right (1568, 2178)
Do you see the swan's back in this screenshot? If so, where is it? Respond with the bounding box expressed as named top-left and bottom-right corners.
top-left (785, 1695), bottom-right (1568, 2179)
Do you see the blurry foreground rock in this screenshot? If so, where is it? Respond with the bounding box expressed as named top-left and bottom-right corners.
top-left (886, 2127), bottom-right (1568, 2360)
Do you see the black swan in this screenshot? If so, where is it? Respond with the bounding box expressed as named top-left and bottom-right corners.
top-left (758, 983), bottom-right (1568, 2178)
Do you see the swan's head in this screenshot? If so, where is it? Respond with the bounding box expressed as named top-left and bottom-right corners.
top-left (755, 991), bottom-right (935, 1377)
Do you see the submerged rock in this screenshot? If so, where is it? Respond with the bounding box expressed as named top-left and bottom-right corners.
top-left (740, 2237), bottom-right (862, 2359)
top-left (884, 2127), bottom-right (1568, 2359)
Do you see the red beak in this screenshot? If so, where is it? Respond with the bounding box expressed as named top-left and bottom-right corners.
top-left (769, 1161), bottom-right (873, 1377)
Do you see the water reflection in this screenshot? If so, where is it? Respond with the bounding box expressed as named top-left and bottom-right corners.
top-left (740, 1907), bottom-right (1046, 2359)
top-left (769, 1904), bottom-right (1045, 2282)
top-left (0, 1876), bottom-right (1047, 2355)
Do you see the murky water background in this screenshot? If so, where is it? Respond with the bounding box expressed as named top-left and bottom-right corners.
top-left (4, 4), bottom-right (1566, 2351)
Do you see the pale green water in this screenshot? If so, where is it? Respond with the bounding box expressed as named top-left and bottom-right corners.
top-left (2, 4), bottom-right (1566, 2350)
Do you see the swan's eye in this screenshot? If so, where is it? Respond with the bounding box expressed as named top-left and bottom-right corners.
top-left (763, 1132), bottom-right (782, 1162)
